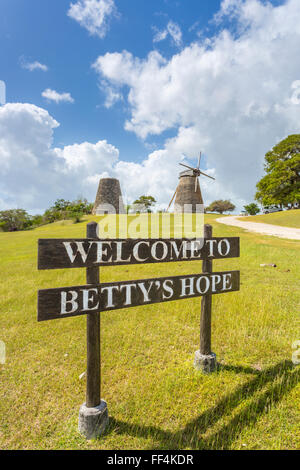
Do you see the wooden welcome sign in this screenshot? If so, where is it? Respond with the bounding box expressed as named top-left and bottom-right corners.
top-left (38, 271), bottom-right (239, 321)
top-left (38, 236), bottom-right (239, 269)
top-left (37, 222), bottom-right (240, 438)
top-left (38, 235), bottom-right (239, 321)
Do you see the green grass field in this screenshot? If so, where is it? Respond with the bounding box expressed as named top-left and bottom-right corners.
top-left (238, 209), bottom-right (300, 228)
top-left (0, 214), bottom-right (299, 450)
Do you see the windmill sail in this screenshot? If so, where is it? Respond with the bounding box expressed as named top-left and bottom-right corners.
top-left (168, 151), bottom-right (215, 212)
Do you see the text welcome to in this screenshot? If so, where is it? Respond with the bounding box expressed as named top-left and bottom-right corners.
top-left (38, 237), bottom-right (240, 270)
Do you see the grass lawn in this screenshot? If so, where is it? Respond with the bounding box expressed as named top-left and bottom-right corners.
top-left (237, 209), bottom-right (300, 229)
top-left (0, 214), bottom-right (299, 450)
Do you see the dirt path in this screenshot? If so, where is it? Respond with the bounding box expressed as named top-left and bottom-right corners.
top-left (216, 216), bottom-right (300, 240)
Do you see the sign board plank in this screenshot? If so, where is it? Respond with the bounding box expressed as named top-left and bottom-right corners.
top-left (38, 270), bottom-right (240, 322)
top-left (38, 237), bottom-right (240, 270)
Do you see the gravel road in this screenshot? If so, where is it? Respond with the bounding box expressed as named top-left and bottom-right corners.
top-left (216, 216), bottom-right (300, 240)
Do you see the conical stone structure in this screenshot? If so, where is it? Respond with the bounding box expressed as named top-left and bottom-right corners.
top-left (92, 178), bottom-right (125, 215)
top-left (174, 170), bottom-right (204, 213)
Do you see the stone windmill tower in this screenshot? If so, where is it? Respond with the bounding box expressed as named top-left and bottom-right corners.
top-left (167, 152), bottom-right (215, 213)
top-left (92, 177), bottom-right (126, 215)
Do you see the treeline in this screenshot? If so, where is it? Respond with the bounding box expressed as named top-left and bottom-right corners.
top-left (0, 198), bottom-right (93, 232)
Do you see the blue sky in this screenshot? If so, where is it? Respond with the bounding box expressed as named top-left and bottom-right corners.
top-left (1, 0), bottom-right (299, 213)
top-left (1, 0), bottom-right (223, 157)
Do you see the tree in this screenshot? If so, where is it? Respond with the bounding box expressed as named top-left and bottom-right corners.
top-left (67, 202), bottom-right (84, 224)
top-left (244, 203), bottom-right (260, 216)
top-left (30, 214), bottom-right (43, 227)
top-left (0, 197), bottom-right (94, 232)
top-left (206, 200), bottom-right (236, 214)
top-left (66, 198), bottom-right (93, 223)
top-left (53, 198), bottom-right (71, 212)
top-left (0, 209), bottom-right (31, 231)
top-left (255, 134), bottom-right (300, 208)
top-left (68, 197), bottom-right (93, 215)
top-left (43, 197), bottom-right (93, 224)
top-left (133, 195), bottom-right (157, 213)
top-left (43, 207), bottom-right (62, 224)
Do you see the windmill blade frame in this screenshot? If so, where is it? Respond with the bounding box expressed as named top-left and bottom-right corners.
top-left (180, 157), bottom-right (215, 181)
top-left (167, 187), bottom-right (178, 211)
top-left (179, 162), bottom-right (195, 171)
top-left (197, 151), bottom-right (201, 171)
top-left (199, 170), bottom-right (215, 181)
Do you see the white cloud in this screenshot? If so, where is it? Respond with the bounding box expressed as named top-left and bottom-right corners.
top-left (0, 102), bottom-right (208, 212)
top-left (93, 0), bottom-right (300, 206)
top-left (113, 126), bottom-right (223, 211)
top-left (21, 60), bottom-right (48, 72)
top-left (67, 0), bottom-right (117, 38)
top-left (42, 89), bottom-right (75, 104)
top-left (153, 21), bottom-right (183, 47)
top-left (99, 80), bottom-right (123, 108)
top-left (0, 102), bottom-right (235, 213)
top-left (0, 103), bottom-right (60, 211)
top-left (84, 172), bottom-right (110, 185)
top-left (0, 103), bottom-right (119, 212)
top-left (153, 29), bottom-right (168, 44)
top-left (3, 0), bottom-right (300, 213)
top-left (54, 140), bottom-right (118, 171)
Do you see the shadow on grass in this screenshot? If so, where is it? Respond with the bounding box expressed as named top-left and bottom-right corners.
top-left (106, 360), bottom-right (299, 449)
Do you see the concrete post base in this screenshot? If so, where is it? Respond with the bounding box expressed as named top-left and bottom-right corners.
top-left (194, 350), bottom-right (217, 373)
top-left (78, 400), bottom-right (109, 439)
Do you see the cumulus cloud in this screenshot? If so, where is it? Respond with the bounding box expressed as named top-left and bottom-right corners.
top-left (0, 102), bottom-right (216, 213)
top-left (114, 127), bottom-right (220, 211)
top-left (42, 89), bottom-right (75, 104)
top-left (153, 21), bottom-right (183, 47)
top-left (3, 0), bottom-right (300, 213)
top-left (99, 80), bottom-right (123, 108)
top-left (0, 103), bottom-right (119, 212)
top-left (20, 59), bottom-right (48, 72)
top-left (0, 103), bottom-right (60, 211)
top-left (92, 0), bottom-right (300, 206)
top-left (67, 0), bottom-right (117, 38)
top-left (54, 140), bottom-right (119, 172)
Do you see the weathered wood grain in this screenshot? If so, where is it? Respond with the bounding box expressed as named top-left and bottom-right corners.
top-left (38, 237), bottom-right (240, 270)
top-left (200, 224), bottom-right (213, 355)
top-left (85, 222), bottom-right (101, 408)
top-left (37, 270), bottom-right (240, 322)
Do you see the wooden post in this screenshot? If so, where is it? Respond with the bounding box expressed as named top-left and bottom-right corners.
top-left (194, 223), bottom-right (217, 372)
top-left (200, 224), bottom-right (212, 355)
top-left (78, 222), bottom-right (109, 439)
top-left (86, 222), bottom-right (100, 408)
